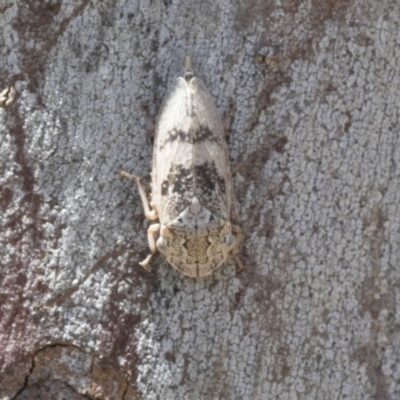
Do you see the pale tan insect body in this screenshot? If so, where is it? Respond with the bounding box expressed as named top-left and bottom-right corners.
top-left (122, 57), bottom-right (242, 277)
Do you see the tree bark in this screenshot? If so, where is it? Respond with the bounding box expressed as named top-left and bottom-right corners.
top-left (1, 1), bottom-right (399, 399)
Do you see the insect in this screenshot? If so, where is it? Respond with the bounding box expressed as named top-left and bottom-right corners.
top-left (122, 56), bottom-right (242, 277)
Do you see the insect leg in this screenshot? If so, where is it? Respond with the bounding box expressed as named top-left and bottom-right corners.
top-left (230, 190), bottom-right (240, 220)
top-left (223, 102), bottom-right (235, 136)
top-left (142, 102), bottom-right (155, 138)
top-left (230, 164), bottom-right (243, 219)
top-left (230, 224), bottom-right (244, 272)
top-left (120, 171), bottom-right (158, 220)
top-left (139, 223), bottom-right (160, 269)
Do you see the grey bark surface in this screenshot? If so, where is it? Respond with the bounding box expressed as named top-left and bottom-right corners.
top-left (1, 0), bottom-right (399, 399)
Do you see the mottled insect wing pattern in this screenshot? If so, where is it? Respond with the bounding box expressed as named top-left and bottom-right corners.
top-left (132, 56), bottom-right (241, 277)
top-left (153, 61), bottom-right (231, 223)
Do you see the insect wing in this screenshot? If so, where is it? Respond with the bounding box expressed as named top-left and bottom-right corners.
top-left (152, 77), bottom-right (194, 223)
top-left (189, 77), bottom-right (231, 220)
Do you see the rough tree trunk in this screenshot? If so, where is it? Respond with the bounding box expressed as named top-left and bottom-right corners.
top-left (1, 1), bottom-right (399, 399)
